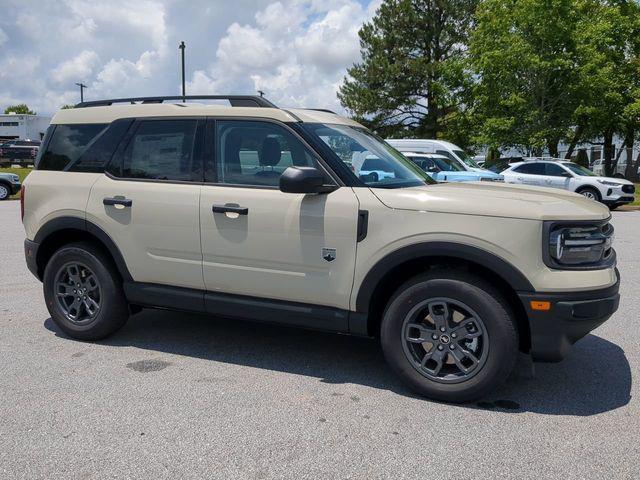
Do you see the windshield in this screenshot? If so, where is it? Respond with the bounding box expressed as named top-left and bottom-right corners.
top-left (302, 124), bottom-right (435, 188)
top-left (562, 162), bottom-right (596, 176)
top-left (452, 149), bottom-right (481, 169)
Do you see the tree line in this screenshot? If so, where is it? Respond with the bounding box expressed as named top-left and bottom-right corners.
top-left (339, 0), bottom-right (640, 178)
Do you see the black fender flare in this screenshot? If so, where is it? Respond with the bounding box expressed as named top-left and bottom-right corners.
top-left (34, 216), bottom-right (132, 281)
top-left (355, 241), bottom-right (534, 313)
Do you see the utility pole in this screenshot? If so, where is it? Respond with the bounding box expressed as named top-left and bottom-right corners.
top-left (257, 90), bottom-right (265, 97)
top-left (75, 82), bottom-right (87, 103)
top-left (179, 41), bottom-right (186, 102)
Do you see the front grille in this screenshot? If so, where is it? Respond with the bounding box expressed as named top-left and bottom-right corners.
top-left (622, 184), bottom-right (635, 194)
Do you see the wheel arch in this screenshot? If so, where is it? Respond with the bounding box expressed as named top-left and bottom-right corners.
top-left (33, 216), bottom-right (132, 282)
top-left (354, 242), bottom-right (533, 352)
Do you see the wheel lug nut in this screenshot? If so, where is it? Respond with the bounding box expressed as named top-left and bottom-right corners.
top-left (451, 333), bottom-right (457, 338)
top-left (449, 344), bottom-right (455, 350)
top-left (437, 345), bottom-right (444, 351)
top-left (432, 334), bottom-right (438, 340)
top-left (440, 327), bottom-right (446, 332)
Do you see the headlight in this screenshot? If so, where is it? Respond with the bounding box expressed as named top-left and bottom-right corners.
top-left (543, 221), bottom-right (615, 270)
top-left (11, 174), bottom-right (19, 182)
top-left (597, 180), bottom-right (621, 187)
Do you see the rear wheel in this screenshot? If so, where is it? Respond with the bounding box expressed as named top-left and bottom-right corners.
top-left (380, 271), bottom-right (518, 403)
top-left (43, 242), bottom-right (129, 340)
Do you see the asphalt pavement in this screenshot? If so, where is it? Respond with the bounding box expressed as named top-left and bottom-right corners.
top-left (0, 200), bottom-right (638, 479)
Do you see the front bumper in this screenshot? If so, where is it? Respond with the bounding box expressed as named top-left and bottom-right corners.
top-left (10, 181), bottom-right (21, 195)
top-left (602, 184), bottom-right (635, 204)
top-left (518, 269), bottom-right (620, 362)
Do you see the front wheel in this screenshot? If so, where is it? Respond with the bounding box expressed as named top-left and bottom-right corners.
top-left (380, 271), bottom-right (518, 403)
top-left (43, 242), bottom-right (130, 340)
top-left (578, 187), bottom-right (600, 202)
top-left (0, 183), bottom-right (10, 200)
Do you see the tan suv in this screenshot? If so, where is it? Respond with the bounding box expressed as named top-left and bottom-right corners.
top-left (22, 96), bottom-right (620, 402)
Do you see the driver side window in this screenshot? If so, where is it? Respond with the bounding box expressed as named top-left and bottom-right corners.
top-left (213, 120), bottom-right (317, 187)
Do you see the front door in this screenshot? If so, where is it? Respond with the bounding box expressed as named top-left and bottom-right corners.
top-left (86, 118), bottom-right (205, 290)
top-left (199, 119), bottom-right (360, 311)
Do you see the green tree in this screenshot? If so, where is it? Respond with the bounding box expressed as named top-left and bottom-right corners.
top-left (338, 0), bottom-right (478, 142)
top-left (4, 104), bottom-right (36, 115)
top-left (470, 0), bottom-right (584, 156)
top-left (60, 104), bottom-right (75, 110)
top-left (569, 0), bottom-right (640, 177)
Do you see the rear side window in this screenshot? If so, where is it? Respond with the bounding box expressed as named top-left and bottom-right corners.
top-left (38, 124), bottom-right (107, 171)
top-left (513, 163), bottom-right (545, 175)
top-left (118, 120), bottom-right (198, 181)
top-left (69, 119), bottom-right (132, 173)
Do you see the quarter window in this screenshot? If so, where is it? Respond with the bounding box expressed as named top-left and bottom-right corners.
top-left (214, 120), bottom-right (317, 187)
top-left (120, 120), bottom-right (198, 181)
top-left (38, 124), bottom-right (107, 171)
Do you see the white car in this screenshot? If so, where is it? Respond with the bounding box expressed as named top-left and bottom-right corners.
top-left (591, 158), bottom-right (640, 179)
top-left (358, 156), bottom-right (396, 182)
top-left (502, 160), bottom-right (636, 210)
top-left (385, 139), bottom-right (487, 173)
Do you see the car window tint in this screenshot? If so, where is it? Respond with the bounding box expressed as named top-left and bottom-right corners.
top-left (121, 120), bottom-right (197, 181)
top-left (513, 163), bottom-right (545, 175)
top-left (545, 163), bottom-right (567, 176)
top-left (70, 120), bottom-right (132, 173)
top-left (214, 120), bottom-right (317, 187)
top-left (38, 124), bottom-right (107, 170)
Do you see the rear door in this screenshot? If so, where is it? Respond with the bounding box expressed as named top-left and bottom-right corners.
top-left (199, 119), bottom-right (360, 311)
top-left (86, 117), bottom-right (205, 290)
top-left (509, 163), bottom-right (546, 185)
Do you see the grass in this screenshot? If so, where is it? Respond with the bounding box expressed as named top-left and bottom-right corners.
top-left (632, 184), bottom-right (640, 206)
top-left (1, 166), bottom-right (32, 199)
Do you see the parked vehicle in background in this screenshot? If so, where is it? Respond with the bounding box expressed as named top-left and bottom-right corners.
top-left (403, 152), bottom-right (503, 182)
top-left (0, 171), bottom-right (22, 200)
top-left (485, 157), bottom-right (525, 173)
top-left (502, 159), bottom-right (635, 209)
top-left (0, 139), bottom-right (40, 166)
top-left (22, 95), bottom-right (620, 403)
top-left (386, 139), bottom-right (487, 172)
top-left (591, 158), bottom-right (640, 179)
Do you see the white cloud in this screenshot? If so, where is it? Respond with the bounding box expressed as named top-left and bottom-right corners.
top-left (51, 50), bottom-right (100, 84)
top-left (0, 0), bottom-right (379, 114)
top-left (189, 0), bottom-right (377, 111)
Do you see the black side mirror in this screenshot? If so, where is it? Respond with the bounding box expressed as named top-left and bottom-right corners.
top-left (279, 166), bottom-right (336, 194)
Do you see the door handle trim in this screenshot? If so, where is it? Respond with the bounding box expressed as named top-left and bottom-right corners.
top-left (212, 203), bottom-right (248, 215)
top-left (103, 197), bottom-right (133, 207)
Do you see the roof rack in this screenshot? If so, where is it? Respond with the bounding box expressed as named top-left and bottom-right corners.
top-left (74, 95), bottom-right (277, 109)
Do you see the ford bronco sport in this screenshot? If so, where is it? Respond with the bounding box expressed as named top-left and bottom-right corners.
top-left (22, 96), bottom-right (620, 402)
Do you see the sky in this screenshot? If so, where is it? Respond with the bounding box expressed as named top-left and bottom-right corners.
top-left (0, 0), bottom-right (381, 116)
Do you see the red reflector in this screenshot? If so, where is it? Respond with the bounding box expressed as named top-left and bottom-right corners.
top-left (20, 185), bottom-right (25, 221)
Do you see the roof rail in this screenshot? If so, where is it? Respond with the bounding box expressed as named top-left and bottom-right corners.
top-left (304, 108), bottom-right (337, 114)
top-left (74, 95), bottom-right (277, 109)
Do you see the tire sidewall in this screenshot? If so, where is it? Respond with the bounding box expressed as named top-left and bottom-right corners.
top-left (381, 276), bottom-right (517, 402)
top-left (43, 244), bottom-right (127, 339)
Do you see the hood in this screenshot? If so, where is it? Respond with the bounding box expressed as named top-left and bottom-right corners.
top-left (588, 176), bottom-right (634, 185)
top-left (434, 171), bottom-right (503, 182)
top-left (370, 182), bottom-right (611, 221)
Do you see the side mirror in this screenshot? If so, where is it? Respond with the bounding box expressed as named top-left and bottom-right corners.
top-left (279, 166), bottom-right (336, 194)
top-left (561, 171), bottom-right (573, 178)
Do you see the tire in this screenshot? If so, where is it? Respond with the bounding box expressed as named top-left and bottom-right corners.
top-left (380, 271), bottom-right (518, 403)
top-left (577, 186), bottom-right (601, 202)
top-left (43, 242), bottom-right (129, 340)
top-left (0, 182), bottom-right (10, 200)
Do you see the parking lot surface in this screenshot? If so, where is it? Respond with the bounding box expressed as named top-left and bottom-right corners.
top-left (0, 200), bottom-right (638, 479)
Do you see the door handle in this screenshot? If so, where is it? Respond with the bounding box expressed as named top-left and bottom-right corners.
top-left (103, 197), bottom-right (133, 207)
top-left (212, 203), bottom-right (248, 215)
